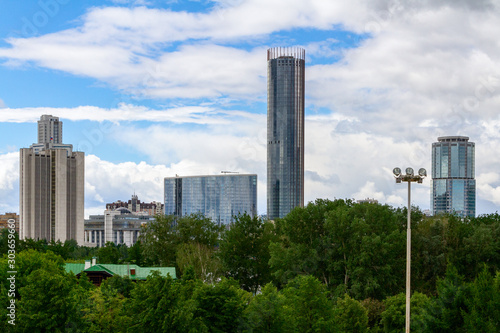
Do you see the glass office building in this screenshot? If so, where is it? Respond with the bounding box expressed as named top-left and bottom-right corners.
top-left (431, 136), bottom-right (475, 217)
top-left (267, 47), bottom-right (305, 220)
top-left (164, 174), bottom-right (257, 226)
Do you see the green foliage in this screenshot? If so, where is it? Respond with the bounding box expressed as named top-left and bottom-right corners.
top-left (128, 240), bottom-right (143, 266)
top-left (428, 265), bottom-right (468, 332)
top-left (139, 214), bottom-right (178, 266)
top-left (0, 229), bottom-right (19, 257)
top-left (412, 216), bottom-right (447, 294)
top-left (18, 268), bottom-right (76, 332)
top-left (176, 242), bottom-right (222, 283)
top-left (219, 214), bottom-right (277, 293)
top-left (270, 199), bottom-right (407, 300)
top-left (270, 199), bottom-right (350, 287)
top-left (381, 292), bottom-right (433, 332)
top-left (281, 275), bottom-right (336, 332)
top-left (243, 283), bottom-right (288, 332)
top-left (361, 298), bottom-right (385, 332)
top-left (176, 212), bottom-right (224, 247)
top-left (1, 200), bottom-right (500, 332)
top-left (462, 267), bottom-right (500, 332)
top-left (125, 271), bottom-right (177, 332)
top-left (333, 294), bottom-right (369, 333)
top-left (140, 213), bottom-right (222, 268)
top-left (81, 287), bottom-right (130, 333)
top-left (192, 278), bottom-right (250, 332)
top-left (101, 275), bottom-right (135, 298)
top-left (98, 241), bottom-right (121, 264)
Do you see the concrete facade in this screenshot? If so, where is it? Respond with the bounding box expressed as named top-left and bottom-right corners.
top-left (19, 115), bottom-right (84, 244)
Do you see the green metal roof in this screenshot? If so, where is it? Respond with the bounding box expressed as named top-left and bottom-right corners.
top-left (65, 263), bottom-right (85, 275)
top-left (64, 263), bottom-right (176, 280)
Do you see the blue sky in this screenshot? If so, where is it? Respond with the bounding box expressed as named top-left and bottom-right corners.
top-left (1, 0), bottom-right (500, 217)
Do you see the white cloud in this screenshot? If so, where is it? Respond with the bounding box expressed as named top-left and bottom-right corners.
top-left (0, 103), bottom-right (252, 125)
top-left (0, 98), bottom-right (5, 108)
top-left (0, 152), bottom-right (19, 213)
top-left (0, 1), bottom-right (369, 100)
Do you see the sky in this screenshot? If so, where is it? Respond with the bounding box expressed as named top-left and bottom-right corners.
top-left (1, 0), bottom-right (500, 218)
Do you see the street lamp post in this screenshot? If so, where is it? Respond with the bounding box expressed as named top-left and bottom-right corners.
top-left (393, 167), bottom-right (426, 333)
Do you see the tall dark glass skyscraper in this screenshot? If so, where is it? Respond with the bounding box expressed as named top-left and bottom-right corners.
top-left (267, 47), bottom-right (305, 220)
top-left (431, 136), bottom-right (475, 217)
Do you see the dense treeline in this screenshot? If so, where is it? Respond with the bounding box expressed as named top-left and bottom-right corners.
top-left (0, 199), bottom-right (499, 332)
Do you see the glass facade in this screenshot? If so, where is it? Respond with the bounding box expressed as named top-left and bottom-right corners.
top-left (431, 136), bottom-right (475, 217)
top-left (267, 47), bottom-right (305, 220)
top-left (164, 174), bottom-right (257, 226)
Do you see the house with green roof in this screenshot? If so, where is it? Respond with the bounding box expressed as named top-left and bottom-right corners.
top-left (65, 259), bottom-right (176, 286)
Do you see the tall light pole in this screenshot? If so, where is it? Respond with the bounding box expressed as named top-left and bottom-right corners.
top-left (393, 167), bottom-right (426, 333)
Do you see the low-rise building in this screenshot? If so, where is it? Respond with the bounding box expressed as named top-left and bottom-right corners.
top-left (0, 213), bottom-right (19, 233)
top-left (65, 259), bottom-right (176, 286)
top-left (106, 194), bottom-right (164, 216)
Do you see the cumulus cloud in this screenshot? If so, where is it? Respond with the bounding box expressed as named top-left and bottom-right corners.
top-left (0, 103), bottom-right (254, 124)
top-left (0, 152), bottom-right (19, 213)
top-left (0, 1), bottom-right (370, 100)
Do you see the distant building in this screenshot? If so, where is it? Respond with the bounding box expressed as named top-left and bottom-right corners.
top-left (431, 136), bottom-right (475, 217)
top-left (85, 195), bottom-right (160, 247)
top-left (20, 115), bottom-right (84, 244)
top-left (164, 174), bottom-right (257, 225)
top-left (357, 198), bottom-right (379, 204)
top-left (267, 47), bottom-right (305, 220)
top-left (106, 194), bottom-right (164, 216)
top-left (0, 213), bottom-right (19, 233)
top-left (38, 114), bottom-right (62, 144)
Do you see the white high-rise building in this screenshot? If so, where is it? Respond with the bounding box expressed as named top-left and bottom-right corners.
top-left (38, 114), bottom-right (62, 144)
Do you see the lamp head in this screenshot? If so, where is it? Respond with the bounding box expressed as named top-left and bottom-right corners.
top-left (393, 167), bottom-right (401, 177)
top-left (418, 168), bottom-right (427, 177)
top-left (406, 167), bottom-right (414, 176)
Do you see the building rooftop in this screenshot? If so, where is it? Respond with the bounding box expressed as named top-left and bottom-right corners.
top-left (65, 263), bottom-right (176, 281)
top-left (437, 136), bottom-right (470, 142)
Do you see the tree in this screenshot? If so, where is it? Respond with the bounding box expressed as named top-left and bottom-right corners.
top-left (101, 275), bottom-right (135, 298)
top-left (176, 242), bottom-right (222, 283)
top-left (219, 214), bottom-right (276, 293)
top-left (281, 275), bottom-right (336, 332)
top-left (140, 213), bottom-right (222, 267)
top-left (98, 242), bottom-right (121, 264)
top-left (381, 292), bottom-right (433, 332)
top-left (125, 271), bottom-right (178, 332)
top-left (192, 278), bottom-right (250, 333)
top-left (175, 213), bottom-right (225, 282)
top-left (269, 199), bottom-right (348, 287)
top-left (361, 298), bottom-right (385, 332)
top-left (18, 268), bottom-right (76, 332)
top-left (128, 240), bottom-right (143, 266)
top-left (81, 287), bottom-right (130, 332)
top-left (462, 267), bottom-right (500, 332)
top-left (325, 202), bottom-right (406, 299)
top-left (428, 265), bottom-right (468, 332)
top-left (176, 213), bottom-right (223, 247)
top-left (333, 294), bottom-right (369, 333)
top-left (139, 214), bottom-right (178, 266)
top-left (269, 199), bottom-right (407, 300)
top-left (242, 283), bottom-right (288, 332)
